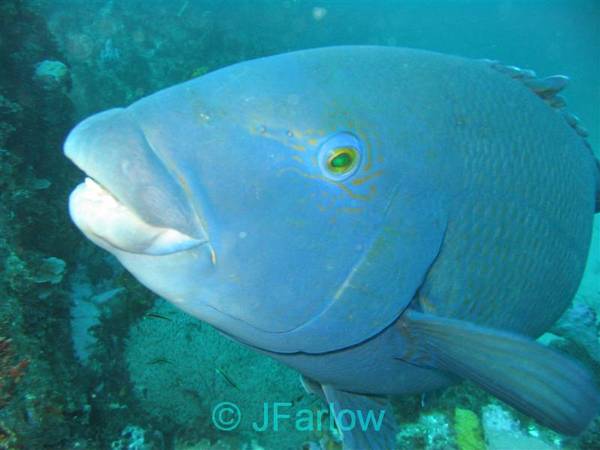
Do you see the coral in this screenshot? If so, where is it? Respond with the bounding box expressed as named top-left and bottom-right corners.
top-left (177, 437), bottom-right (231, 450)
top-left (396, 412), bottom-right (455, 450)
top-left (395, 422), bottom-right (428, 449)
top-left (3, 252), bottom-right (32, 292)
top-left (0, 337), bottom-right (29, 407)
top-left (63, 32), bottom-right (95, 62)
top-left (176, 437), bottom-right (268, 450)
top-left (31, 256), bottom-right (66, 284)
top-left (33, 59), bottom-right (70, 91)
top-left (421, 413), bottom-right (454, 450)
top-left (3, 251), bottom-right (66, 291)
top-left (0, 95), bottom-right (22, 146)
top-left (99, 39), bottom-right (121, 65)
top-left (454, 407), bottom-right (484, 450)
top-left (0, 1), bottom-right (86, 448)
top-left (0, 420), bottom-right (18, 449)
top-left (109, 424), bottom-right (167, 450)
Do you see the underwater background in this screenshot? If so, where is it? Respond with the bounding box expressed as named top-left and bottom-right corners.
top-left (0, 0), bottom-right (598, 448)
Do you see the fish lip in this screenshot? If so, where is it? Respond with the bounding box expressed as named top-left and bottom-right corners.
top-left (70, 176), bottom-right (210, 256)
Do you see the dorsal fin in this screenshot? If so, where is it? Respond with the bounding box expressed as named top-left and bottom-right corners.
top-left (483, 60), bottom-right (591, 143)
top-left (482, 59), bottom-right (599, 212)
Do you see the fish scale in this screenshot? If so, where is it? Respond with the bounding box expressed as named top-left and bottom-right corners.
top-left (413, 57), bottom-right (594, 338)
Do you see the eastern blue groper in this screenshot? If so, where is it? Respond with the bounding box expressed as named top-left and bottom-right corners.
top-left (64, 46), bottom-right (600, 449)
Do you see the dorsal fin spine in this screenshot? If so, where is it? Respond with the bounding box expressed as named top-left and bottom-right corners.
top-left (485, 60), bottom-right (591, 141)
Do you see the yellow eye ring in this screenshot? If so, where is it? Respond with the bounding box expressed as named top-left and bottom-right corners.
top-left (326, 147), bottom-right (359, 174)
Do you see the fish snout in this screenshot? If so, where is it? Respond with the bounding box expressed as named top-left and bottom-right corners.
top-left (64, 108), bottom-right (208, 256)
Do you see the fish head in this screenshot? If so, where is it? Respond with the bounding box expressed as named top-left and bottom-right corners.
top-left (65, 47), bottom-right (447, 352)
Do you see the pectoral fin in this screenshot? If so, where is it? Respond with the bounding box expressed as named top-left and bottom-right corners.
top-left (320, 385), bottom-right (396, 450)
top-left (397, 309), bottom-right (600, 435)
top-left (300, 375), bottom-right (325, 401)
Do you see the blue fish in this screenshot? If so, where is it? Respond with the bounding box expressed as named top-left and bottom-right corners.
top-left (65, 47), bottom-right (600, 448)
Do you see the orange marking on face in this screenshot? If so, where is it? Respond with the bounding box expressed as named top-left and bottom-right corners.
top-left (351, 170), bottom-right (383, 186)
top-left (363, 134), bottom-right (374, 171)
top-left (278, 167), bottom-right (375, 201)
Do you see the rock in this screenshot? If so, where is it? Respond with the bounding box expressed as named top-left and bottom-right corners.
top-left (482, 404), bottom-right (558, 450)
top-left (551, 300), bottom-right (600, 364)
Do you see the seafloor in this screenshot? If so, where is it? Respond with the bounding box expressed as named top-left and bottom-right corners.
top-left (0, 0), bottom-right (599, 449)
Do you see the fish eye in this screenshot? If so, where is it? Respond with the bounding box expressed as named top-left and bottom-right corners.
top-left (327, 147), bottom-right (358, 174)
top-left (318, 132), bottom-right (362, 180)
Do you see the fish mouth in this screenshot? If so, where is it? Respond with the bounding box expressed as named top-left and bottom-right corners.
top-left (69, 176), bottom-right (207, 256)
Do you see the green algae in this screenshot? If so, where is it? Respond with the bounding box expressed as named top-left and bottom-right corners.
top-left (455, 407), bottom-right (485, 450)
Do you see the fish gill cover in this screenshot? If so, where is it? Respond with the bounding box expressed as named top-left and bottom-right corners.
top-left (0, 0), bottom-right (598, 449)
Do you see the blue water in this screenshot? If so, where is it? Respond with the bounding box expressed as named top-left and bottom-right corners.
top-left (40, 0), bottom-right (600, 147)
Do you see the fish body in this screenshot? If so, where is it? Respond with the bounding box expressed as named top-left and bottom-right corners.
top-left (64, 47), bottom-right (600, 447)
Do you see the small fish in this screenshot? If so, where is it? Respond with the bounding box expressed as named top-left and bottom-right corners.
top-left (215, 367), bottom-right (238, 390)
top-left (145, 313), bottom-right (172, 322)
top-left (181, 388), bottom-right (203, 406)
top-left (147, 356), bottom-right (173, 365)
top-left (290, 393), bottom-right (314, 407)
